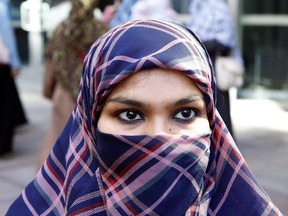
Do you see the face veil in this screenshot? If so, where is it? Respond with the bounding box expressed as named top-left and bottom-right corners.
top-left (96, 129), bottom-right (211, 215)
top-left (6, 20), bottom-right (282, 216)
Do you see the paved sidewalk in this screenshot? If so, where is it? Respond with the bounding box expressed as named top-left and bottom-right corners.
top-left (0, 65), bottom-right (51, 215)
top-left (0, 65), bottom-right (288, 215)
top-left (232, 98), bottom-right (288, 215)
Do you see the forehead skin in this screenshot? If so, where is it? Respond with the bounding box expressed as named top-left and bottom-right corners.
top-left (113, 69), bottom-right (201, 99)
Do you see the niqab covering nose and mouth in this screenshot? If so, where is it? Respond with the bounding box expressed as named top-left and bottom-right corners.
top-left (7, 20), bottom-right (282, 215)
top-left (96, 130), bottom-right (211, 215)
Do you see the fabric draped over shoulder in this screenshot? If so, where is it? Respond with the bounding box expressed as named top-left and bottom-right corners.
top-left (6, 20), bottom-right (282, 216)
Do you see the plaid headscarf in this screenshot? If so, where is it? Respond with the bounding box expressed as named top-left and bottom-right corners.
top-left (7, 20), bottom-right (282, 215)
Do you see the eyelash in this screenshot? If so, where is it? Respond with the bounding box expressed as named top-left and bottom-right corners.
top-left (173, 108), bottom-right (198, 122)
top-left (116, 109), bottom-right (144, 123)
top-left (115, 108), bottom-right (199, 123)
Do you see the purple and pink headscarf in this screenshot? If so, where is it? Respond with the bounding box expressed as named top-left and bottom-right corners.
top-left (7, 20), bottom-right (281, 215)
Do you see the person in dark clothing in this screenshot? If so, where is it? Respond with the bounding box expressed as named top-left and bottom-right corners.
top-left (0, 0), bottom-right (27, 156)
top-left (186, 0), bottom-right (244, 138)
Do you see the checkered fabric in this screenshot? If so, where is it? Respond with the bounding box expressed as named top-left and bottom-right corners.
top-left (6, 20), bottom-right (282, 215)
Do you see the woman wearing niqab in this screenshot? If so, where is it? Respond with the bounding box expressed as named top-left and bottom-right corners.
top-left (7, 20), bottom-right (282, 215)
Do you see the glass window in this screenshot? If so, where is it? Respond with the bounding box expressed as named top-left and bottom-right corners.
top-left (243, 0), bottom-right (288, 14)
top-left (242, 26), bottom-right (288, 89)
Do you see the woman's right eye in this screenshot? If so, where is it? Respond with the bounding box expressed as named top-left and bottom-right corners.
top-left (117, 110), bottom-right (144, 122)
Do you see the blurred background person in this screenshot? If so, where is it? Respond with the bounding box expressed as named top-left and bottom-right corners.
top-left (186, 0), bottom-right (244, 138)
top-left (0, 0), bottom-right (27, 156)
top-left (130, 0), bottom-right (179, 23)
top-left (100, 0), bottom-right (121, 25)
top-left (37, 0), bottom-right (108, 170)
top-left (108, 0), bottom-right (137, 28)
top-left (108, 0), bottom-right (180, 28)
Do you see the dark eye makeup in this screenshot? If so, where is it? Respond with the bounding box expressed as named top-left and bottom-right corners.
top-left (116, 107), bottom-right (198, 124)
top-left (173, 108), bottom-right (197, 122)
top-left (117, 110), bottom-right (144, 123)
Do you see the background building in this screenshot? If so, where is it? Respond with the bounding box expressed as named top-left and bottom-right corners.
top-left (239, 0), bottom-right (288, 97)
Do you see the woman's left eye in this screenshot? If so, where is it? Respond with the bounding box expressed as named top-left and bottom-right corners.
top-left (173, 108), bottom-right (196, 121)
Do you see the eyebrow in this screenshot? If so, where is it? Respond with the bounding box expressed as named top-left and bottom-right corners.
top-left (105, 95), bottom-right (204, 107)
top-left (105, 97), bottom-right (144, 107)
top-left (174, 96), bottom-right (204, 106)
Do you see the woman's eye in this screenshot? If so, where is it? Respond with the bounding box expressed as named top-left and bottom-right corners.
top-left (118, 110), bottom-right (143, 122)
top-left (174, 109), bottom-right (196, 121)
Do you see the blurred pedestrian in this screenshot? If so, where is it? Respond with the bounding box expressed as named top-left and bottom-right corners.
top-left (0, 0), bottom-right (27, 156)
top-left (108, 0), bottom-right (180, 28)
top-left (37, 0), bottom-right (108, 170)
top-left (130, 0), bottom-right (179, 23)
top-left (7, 19), bottom-right (281, 215)
top-left (108, 0), bottom-right (137, 28)
top-left (186, 0), bottom-right (244, 138)
top-left (100, 0), bottom-right (121, 25)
